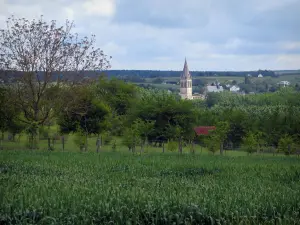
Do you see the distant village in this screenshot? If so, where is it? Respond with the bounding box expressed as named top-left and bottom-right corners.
top-left (177, 59), bottom-right (292, 100)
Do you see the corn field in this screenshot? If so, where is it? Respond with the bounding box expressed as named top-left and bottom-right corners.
top-left (1, 151), bottom-right (300, 224)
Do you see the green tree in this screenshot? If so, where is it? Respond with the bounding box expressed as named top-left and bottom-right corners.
top-left (152, 77), bottom-right (164, 84)
top-left (213, 121), bottom-right (230, 155)
top-left (122, 119), bottom-right (154, 154)
top-left (242, 132), bottom-right (258, 154)
top-left (96, 77), bottom-right (137, 116)
top-left (167, 140), bottom-right (178, 152)
top-left (0, 15), bottom-right (110, 143)
top-left (58, 85), bottom-right (110, 151)
top-left (0, 87), bottom-right (25, 145)
top-left (130, 89), bottom-right (197, 152)
top-left (278, 135), bottom-right (294, 155)
top-left (204, 134), bottom-right (219, 155)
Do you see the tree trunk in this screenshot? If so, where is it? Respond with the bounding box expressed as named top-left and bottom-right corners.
top-left (48, 137), bottom-right (51, 151)
top-left (62, 136), bottom-right (65, 151)
top-left (96, 143), bottom-right (100, 153)
top-left (162, 142), bottom-right (165, 153)
top-left (140, 142), bottom-right (144, 155)
top-left (178, 137), bottom-right (183, 154)
top-left (85, 133), bottom-right (88, 152)
top-left (220, 142), bottom-right (224, 155)
top-left (96, 135), bottom-right (101, 153)
top-left (192, 141), bottom-right (195, 154)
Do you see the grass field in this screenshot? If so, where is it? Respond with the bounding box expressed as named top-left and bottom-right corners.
top-left (1, 151), bottom-right (300, 224)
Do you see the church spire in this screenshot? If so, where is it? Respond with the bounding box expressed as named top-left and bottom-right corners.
top-left (181, 58), bottom-right (191, 79)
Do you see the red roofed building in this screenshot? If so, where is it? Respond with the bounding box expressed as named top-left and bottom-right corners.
top-left (194, 126), bottom-right (216, 136)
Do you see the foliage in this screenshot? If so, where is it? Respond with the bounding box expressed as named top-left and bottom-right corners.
top-left (101, 131), bottom-right (113, 145)
top-left (122, 119), bottom-right (154, 153)
top-left (167, 140), bottom-right (177, 152)
top-left (212, 121), bottom-right (230, 155)
top-left (73, 132), bottom-right (87, 151)
top-left (152, 77), bottom-right (164, 84)
top-left (96, 77), bottom-right (137, 116)
top-left (204, 135), bottom-right (219, 154)
top-left (111, 140), bottom-right (117, 152)
top-left (199, 89), bottom-right (300, 147)
top-left (122, 125), bottom-right (140, 152)
top-left (278, 135), bottom-right (294, 155)
top-left (130, 89), bottom-right (196, 144)
top-left (0, 15), bottom-right (110, 127)
top-left (242, 132), bottom-right (258, 154)
top-left (58, 85), bottom-right (110, 135)
top-left (0, 87), bottom-right (24, 136)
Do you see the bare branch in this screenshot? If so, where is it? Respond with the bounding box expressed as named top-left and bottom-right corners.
top-left (0, 15), bottom-right (111, 125)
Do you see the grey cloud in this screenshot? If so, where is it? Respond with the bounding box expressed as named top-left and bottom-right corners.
top-left (243, 1), bottom-right (300, 42)
top-left (113, 0), bottom-right (211, 28)
top-left (0, 0), bottom-right (300, 70)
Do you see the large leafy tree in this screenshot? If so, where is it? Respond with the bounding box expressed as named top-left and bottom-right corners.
top-left (211, 121), bottom-right (230, 155)
top-left (95, 77), bottom-right (137, 136)
top-left (0, 86), bottom-right (25, 140)
top-left (130, 89), bottom-right (197, 150)
top-left (57, 85), bottom-right (110, 151)
top-left (0, 15), bottom-right (110, 127)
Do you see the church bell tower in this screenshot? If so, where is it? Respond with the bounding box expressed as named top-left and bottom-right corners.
top-left (180, 58), bottom-right (193, 99)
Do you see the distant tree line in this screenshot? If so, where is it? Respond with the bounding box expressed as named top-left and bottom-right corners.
top-left (0, 69), bottom-right (281, 84)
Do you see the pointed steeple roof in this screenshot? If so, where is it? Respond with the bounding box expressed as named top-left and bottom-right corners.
top-left (181, 58), bottom-right (191, 79)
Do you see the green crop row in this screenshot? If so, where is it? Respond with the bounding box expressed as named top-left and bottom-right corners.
top-left (0, 151), bottom-right (300, 224)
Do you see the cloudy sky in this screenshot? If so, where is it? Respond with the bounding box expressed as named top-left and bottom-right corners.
top-left (1, 0), bottom-right (300, 70)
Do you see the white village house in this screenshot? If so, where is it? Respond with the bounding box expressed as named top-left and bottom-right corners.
top-left (230, 85), bottom-right (240, 92)
top-left (278, 81), bottom-right (290, 87)
top-left (206, 83), bottom-right (224, 93)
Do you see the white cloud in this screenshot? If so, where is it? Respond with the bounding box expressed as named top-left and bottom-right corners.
top-left (280, 42), bottom-right (300, 51)
top-left (224, 38), bottom-right (244, 50)
top-left (275, 54), bottom-right (300, 69)
top-left (83, 0), bottom-right (115, 17)
top-left (64, 7), bottom-right (75, 20)
top-left (103, 42), bottom-right (127, 56)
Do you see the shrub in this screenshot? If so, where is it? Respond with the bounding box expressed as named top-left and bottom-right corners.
top-left (278, 135), bottom-right (294, 155)
top-left (111, 140), bottom-right (117, 152)
top-left (102, 132), bottom-right (113, 145)
top-left (73, 133), bottom-right (87, 151)
top-left (39, 126), bottom-right (49, 140)
top-left (167, 141), bottom-right (177, 152)
top-left (204, 135), bottom-right (219, 155)
top-left (242, 132), bottom-right (258, 154)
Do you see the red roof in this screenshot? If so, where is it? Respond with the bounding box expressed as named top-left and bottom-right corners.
top-left (194, 126), bottom-right (216, 135)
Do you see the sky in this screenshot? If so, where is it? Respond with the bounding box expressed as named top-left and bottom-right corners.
top-left (0, 0), bottom-right (300, 71)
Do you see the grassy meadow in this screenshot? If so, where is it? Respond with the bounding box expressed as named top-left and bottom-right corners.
top-left (1, 150), bottom-right (300, 224)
